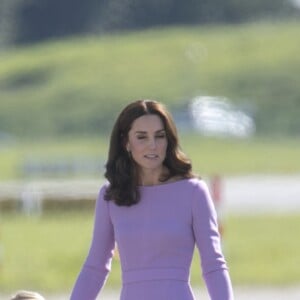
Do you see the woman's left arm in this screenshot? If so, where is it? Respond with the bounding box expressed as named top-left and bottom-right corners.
top-left (192, 180), bottom-right (234, 300)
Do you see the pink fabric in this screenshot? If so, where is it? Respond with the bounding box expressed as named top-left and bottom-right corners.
top-left (70, 178), bottom-right (234, 299)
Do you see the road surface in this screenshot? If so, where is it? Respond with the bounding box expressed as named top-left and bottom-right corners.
top-left (2, 286), bottom-right (300, 300)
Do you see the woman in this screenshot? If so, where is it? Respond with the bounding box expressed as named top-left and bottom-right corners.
top-left (70, 100), bottom-right (234, 299)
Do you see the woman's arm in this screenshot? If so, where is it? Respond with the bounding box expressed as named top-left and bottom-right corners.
top-left (70, 185), bottom-right (115, 300)
top-left (192, 180), bottom-right (234, 300)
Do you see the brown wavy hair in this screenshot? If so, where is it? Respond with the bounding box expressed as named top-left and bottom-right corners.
top-left (104, 99), bottom-right (194, 206)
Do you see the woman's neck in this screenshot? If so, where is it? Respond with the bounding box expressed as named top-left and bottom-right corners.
top-left (139, 166), bottom-right (169, 186)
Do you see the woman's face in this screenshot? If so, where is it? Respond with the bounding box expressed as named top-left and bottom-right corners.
top-left (126, 114), bottom-right (168, 174)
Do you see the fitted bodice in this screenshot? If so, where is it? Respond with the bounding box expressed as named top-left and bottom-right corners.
top-left (109, 180), bottom-right (197, 282)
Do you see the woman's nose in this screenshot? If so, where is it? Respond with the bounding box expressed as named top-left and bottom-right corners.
top-left (148, 138), bottom-right (157, 149)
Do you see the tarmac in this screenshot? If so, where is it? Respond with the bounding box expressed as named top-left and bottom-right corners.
top-left (222, 174), bottom-right (300, 214)
top-left (98, 286), bottom-right (300, 300)
top-left (3, 286), bottom-right (300, 299)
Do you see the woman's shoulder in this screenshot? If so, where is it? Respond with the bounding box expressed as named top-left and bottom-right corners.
top-left (176, 176), bottom-right (206, 188)
top-left (168, 177), bottom-right (211, 206)
top-left (177, 176), bottom-right (210, 197)
top-left (98, 180), bottom-right (110, 196)
top-left (161, 176), bottom-right (207, 191)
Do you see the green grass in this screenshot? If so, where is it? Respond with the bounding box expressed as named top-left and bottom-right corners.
top-left (181, 135), bottom-right (300, 175)
top-left (224, 214), bottom-right (300, 286)
top-left (0, 212), bottom-right (93, 293)
top-left (0, 136), bottom-right (109, 180)
top-left (0, 212), bottom-right (299, 294)
top-left (0, 21), bottom-right (300, 136)
top-left (1, 135), bottom-right (300, 181)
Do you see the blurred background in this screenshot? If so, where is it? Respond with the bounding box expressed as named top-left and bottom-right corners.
top-left (0, 0), bottom-right (300, 299)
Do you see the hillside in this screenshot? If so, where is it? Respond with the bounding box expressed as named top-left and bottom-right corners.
top-left (0, 20), bottom-right (300, 138)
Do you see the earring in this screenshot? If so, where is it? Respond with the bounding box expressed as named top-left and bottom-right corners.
top-left (127, 151), bottom-right (132, 160)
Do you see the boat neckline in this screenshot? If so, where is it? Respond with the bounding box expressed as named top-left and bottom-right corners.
top-left (138, 177), bottom-right (196, 188)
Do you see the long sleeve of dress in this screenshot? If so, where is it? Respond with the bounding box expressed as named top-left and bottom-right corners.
top-left (70, 186), bottom-right (115, 300)
top-left (192, 180), bottom-right (234, 300)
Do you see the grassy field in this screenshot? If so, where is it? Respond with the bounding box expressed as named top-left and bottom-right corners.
top-left (0, 20), bottom-right (300, 136)
top-left (0, 212), bottom-right (299, 294)
top-left (1, 135), bottom-right (300, 181)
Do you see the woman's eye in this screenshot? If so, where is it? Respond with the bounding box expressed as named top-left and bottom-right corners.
top-left (156, 134), bottom-right (166, 139)
top-left (137, 136), bottom-right (146, 140)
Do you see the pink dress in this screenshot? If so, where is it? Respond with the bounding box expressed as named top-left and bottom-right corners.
top-left (70, 178), bottom-right (234, 299)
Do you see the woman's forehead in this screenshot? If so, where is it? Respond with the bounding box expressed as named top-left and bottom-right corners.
top-left (130, 114), bottom-right (164, 132)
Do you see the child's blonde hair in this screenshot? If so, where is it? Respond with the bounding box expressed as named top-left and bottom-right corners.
top-left (10, 290), bottom-right (45, 300)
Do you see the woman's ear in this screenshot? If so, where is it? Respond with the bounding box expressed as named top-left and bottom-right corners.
top-left (126, 142), bottom-right (130, 152)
